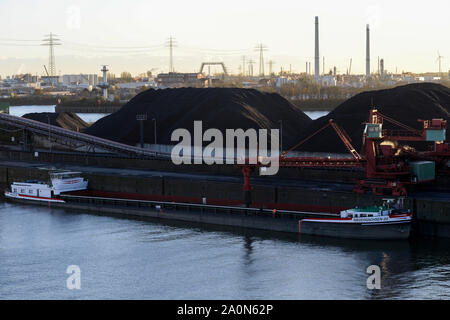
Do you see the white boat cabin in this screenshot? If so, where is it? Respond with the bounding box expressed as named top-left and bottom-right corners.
top-left (9, 171), bottom-right (88, 199)
top-left (340, 198), bottom-right (407, 218)
top-left (48, 171), bottom-right (88, 195)
top-left (11, 181), bottom-right (53, 198)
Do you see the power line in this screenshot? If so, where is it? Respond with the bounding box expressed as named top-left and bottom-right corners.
top-left (180, 45), bottom-right (253, 54)
top-left (0, 37), bottom-right (41, 42)
top-left (0, 43), bottom-right (41, 47)
top-left (0, 37), bottom-right (41, 47)
top-left (61, 45), bottom-right (166, 55)
top-left (63, 41), bottom-right (165, 50)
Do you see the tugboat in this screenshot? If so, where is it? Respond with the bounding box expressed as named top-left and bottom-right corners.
top-left (4, 171), bottom-right (88, 203)
top-left (299, 198), bottom-right (412, 240)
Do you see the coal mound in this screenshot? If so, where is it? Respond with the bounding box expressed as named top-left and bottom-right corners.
top-left (85, 88), bottom-right (312, 148)
top-left (294, 83), bottom-right (450, 153)
top-left (22, 112), bottom-right (88, 132)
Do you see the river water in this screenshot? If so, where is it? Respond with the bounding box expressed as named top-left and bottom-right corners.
top-left (1, 202), bottom-right (450, 300)
top-left (8, 106), bottom-right (329, 123)
top-left (8, 105), bottom-right (108, 123)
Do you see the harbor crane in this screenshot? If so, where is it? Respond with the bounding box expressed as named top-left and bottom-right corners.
top-left (240, 109), bottom-right (450, 202)
top-left (43, 65), bottom-right (54, 88)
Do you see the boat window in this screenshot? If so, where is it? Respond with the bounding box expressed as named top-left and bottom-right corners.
top-left (51, 172), bottom-right (81, 180)
top-left (361, 214), bottom-right (367, 217)
top-left (13, 188), bottom-right (17, 193)
top-left (29, 190), bottom-right (33, 194)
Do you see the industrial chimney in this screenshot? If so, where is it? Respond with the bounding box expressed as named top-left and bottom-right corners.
top-left (366, 24), bottom-right (370, 80)
top-left (315, 16), bottom-right (320, 81)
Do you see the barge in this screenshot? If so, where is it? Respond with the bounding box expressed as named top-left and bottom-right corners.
top-left (3, 172), bottom-right (412, 240)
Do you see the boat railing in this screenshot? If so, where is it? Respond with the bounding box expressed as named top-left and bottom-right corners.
top-left (59, 194), bottom-right (339, 220)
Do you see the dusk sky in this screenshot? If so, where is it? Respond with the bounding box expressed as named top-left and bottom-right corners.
top-left (0, 0), bottom-right (448, 77)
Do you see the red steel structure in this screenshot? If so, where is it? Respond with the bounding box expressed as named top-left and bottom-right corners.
top-left (242, 109), bottom-right (450, 198)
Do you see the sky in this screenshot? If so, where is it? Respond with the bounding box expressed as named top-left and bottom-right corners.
top-left (0, 0), bottom-right (448, 77)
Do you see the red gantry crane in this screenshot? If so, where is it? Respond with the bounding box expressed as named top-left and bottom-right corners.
top-left (241, 108), bottom-right (450, 199)
top-left (354, 109), bottom-right (449, 195)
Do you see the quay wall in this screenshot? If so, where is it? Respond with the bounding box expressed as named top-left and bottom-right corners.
top-left (3, 148), bottom-right (449, 188)
top-left (55, 105), bottom-right (122, 114)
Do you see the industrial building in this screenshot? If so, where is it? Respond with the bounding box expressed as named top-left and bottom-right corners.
top-left (62, 74), bottom-right (98, 86)
top-left (155, 72), bottom-right (205, 88)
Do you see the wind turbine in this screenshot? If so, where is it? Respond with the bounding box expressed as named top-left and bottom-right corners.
top-left (437, 51), bottom-right (444, 76)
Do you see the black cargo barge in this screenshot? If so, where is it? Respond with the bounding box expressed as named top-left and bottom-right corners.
top-left (6, 193), bottom-right (339, 235)
top-left (3, 193), bottom-right (413, 240)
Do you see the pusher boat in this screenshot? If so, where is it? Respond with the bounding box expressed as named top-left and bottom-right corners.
top-left (299, 198), bottom-right (412, 240)
top-left (4, 171), bottom-right (88, 203)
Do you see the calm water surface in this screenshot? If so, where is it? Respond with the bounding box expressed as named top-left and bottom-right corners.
top-left (8, 106), bottom-right (328, 123)
top-left (8, 105), bottom-right (108, 123)
top-left (1, 202), bottom-right (450, 300)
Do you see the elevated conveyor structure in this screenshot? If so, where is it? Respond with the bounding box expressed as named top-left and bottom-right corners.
top-left (0, 113), bottom-right (170, 158)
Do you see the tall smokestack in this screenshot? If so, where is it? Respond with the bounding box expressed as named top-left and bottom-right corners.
top-left (366, 24), bottom-right (370, 80)
top-left (315, 16), bottom-right (320, 80)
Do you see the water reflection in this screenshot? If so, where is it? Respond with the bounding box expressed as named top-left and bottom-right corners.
top-left (1, 202), bottom-right (450, 299)
top-left (242, 236), bottom-right (254, 267)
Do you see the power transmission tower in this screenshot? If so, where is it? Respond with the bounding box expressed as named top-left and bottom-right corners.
top-left (242, 56), bottom-right (246, 76)
top-left (267, 60), bottom-right (275, 76)
top-left (166, 36), bottom-right (177, 73)
top-left (248, 59), bottom-right (255, 77)
top-left (41, 32), bottom-right (61, 79)
top-left (255, 43), bottom-right (267, 77)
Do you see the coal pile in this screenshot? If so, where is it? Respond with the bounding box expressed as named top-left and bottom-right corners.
top-left (294, 83), bottom-right (450, 153)
top-left (22, 112), bottom-right (89, 132)
top-left (85, 88), bottom-right (312, 148)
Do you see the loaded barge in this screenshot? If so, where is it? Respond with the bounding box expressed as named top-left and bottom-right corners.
top-left (4, 171), bottom-right (412, 240)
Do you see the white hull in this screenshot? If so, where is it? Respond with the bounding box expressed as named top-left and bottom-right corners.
top-left (299, 213), bottom-right (412, 240)
top-left (302, 213), bottom-right (412, 225)
top-left (4, 191), bottom-right (65, 203)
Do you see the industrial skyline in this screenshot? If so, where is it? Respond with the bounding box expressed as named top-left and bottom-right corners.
top-left (0, 0), bottom-right (448, 77)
